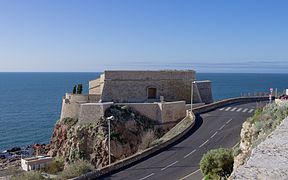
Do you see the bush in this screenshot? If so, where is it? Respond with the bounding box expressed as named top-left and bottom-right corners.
top-left (200, 148), bottom-right (234, 179)
top-left (58, 160), bottom-right (94, 179)
top-left (62, 117), bottom-right (78, 126)
top-left (11, 171), bottom-right (44, 180)
top-left (42, 159), bottom-right (64, 174)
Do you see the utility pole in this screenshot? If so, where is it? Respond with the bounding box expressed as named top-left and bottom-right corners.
top-left (107, 116), bottom-right (114, 165)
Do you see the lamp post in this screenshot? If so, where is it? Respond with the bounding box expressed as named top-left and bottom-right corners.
top-left (107, 116), bottom-right (114, 165)
top-left (191, 81), bottom-right (195, 111)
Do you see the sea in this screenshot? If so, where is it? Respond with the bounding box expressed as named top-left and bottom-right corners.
top-left (0, 72), bottom-right (287, 151)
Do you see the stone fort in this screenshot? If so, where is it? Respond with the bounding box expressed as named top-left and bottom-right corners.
top-left (61, 70), bottom-right (213, 125)
top-left (89, 70), bottom-right (212, 104)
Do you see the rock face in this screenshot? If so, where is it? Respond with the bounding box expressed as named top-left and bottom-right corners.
top-left (230, 117), bottom-right (288, 179)
top-left (233, 121), bottom-right (254, 169)
top-left (48, 105), bottom-right (164, 168)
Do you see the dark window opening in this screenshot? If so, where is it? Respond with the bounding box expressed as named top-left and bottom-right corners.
top-left (147, 88), bottom-right (157, 99)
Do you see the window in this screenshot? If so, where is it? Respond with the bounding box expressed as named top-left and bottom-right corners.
top-left (147, 88), bottom-right (157, 99)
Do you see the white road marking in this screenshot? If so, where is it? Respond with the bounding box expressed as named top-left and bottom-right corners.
top-left (139, 173), bottom-right (155, 180)
top-left (248, 109), bottom-right (254, 113)
top-left (199, 140), bottom-right (209, 148)
top-left (179, 169), bottom-right (201, 180)
top-left (236, 108), bottom-right (243, 112)
top-left (242, 108), bottom-right (249, 113)
top-left (210, 131), bottom-right (218, 139)
top-left (219, 124), bottom-right (225, 130)
top-left (184, 149), bottom-right (196, 159)
top-left (225, 107), bottom-right (231, 111)
top-left (161, 161), bottom-right (178, 171)
top-left (219, 108), bottom-right (224, 111)
top-left (226, 118), bottom-right (232, 124)
top-left (231, 107), bottom-right (237, 112)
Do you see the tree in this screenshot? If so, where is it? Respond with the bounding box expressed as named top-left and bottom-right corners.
top-left (200, 148), bottom-right (234, 179)
top-left (77, 84), bottom-right (83, 94)
top-left (73, 85), bottom-right (77, 94)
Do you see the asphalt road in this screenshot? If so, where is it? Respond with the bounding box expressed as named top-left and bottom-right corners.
top-left (103, 101), bottom-right (267, 180)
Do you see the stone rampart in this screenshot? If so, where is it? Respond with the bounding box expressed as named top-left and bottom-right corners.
top-left (117, 101), bottom-right (186, 124)
top-left (104, 70), bottom-right (196, 80)
top-left (117, 103), bottom-right (161, 122)
top-left (195, 80), bottom-right (213, 104)
top-left (60, 93), bottom-right (101, 120)
top-left (78, 102), bottom-right (114, 125)
top-left (88, 70), bottom-right (214, 104)
top-left (159, 101), bottom-right (187, 124)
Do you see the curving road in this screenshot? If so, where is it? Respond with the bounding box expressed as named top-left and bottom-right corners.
top-left (103, 101), bottom-right (267, 180)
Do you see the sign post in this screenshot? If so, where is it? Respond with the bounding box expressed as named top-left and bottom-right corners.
top-left (269, 88), bottom-right (273, 103)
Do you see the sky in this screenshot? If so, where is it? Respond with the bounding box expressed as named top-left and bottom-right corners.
top-left (0, 0), bottom-right (288, 73)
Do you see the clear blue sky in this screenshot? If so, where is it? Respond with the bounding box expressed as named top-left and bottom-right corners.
top-left (1, 0), bottom-right (288, 73)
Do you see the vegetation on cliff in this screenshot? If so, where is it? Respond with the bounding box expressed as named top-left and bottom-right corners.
top-left (48, 105), bottom-right (165, 169)
top-left (234, 101), bottom-right (288, 169)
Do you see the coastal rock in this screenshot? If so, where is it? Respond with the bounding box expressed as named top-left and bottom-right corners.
top-left (48, 105), bottom-right (165, 168)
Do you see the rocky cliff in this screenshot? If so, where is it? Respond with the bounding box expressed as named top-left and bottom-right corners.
top-left (231, 101), bottom-right (288, 179)
top-left (48, 105), bottom-right (165, 168)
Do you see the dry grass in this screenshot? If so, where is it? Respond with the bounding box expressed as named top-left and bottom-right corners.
top-left (57, 159), bottom-right (94, 179)
top-left (138, 130), bottom-right (155, 151)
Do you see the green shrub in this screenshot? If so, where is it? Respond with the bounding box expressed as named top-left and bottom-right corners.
top-left (204, 172), bottom-right (221, 180)
top-left (58, 160), bottom-right (94, 179)
top-left (11, 171), bottom-right (44, 180)
top-left (42, 159), bottom-right (64, 174)
top-left (62, 117), bottom-right (78, 126)
top-left (200, 148), bottom-right (234, 179)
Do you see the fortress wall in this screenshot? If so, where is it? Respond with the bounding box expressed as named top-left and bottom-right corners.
top-left (159, 101), bottom-right (186, 124)
top-left (60, 99), bottom-right (82, 120)
top-left (195, 80), bottom-right (213, 104)
top-left (104, 70), bottom-right (196, 80)
top-left (60, 94), bottom-right (101, 120)
top-left (65, 93), bottom-right (89, 102)
top-left (101, 79), bottom-right (198, 103)
top-left (117, 103), bottom-right (161, 122)
top-left (89, 70), bottom-right (213, 104)
top-left (88, 94), bottom-right (101, 103)
top-left (117, 101), bottom-right (186, 124)
top-left (78, 102), bottom-right (114, 125)
top-left (89, 78), bottom-right (103, 95)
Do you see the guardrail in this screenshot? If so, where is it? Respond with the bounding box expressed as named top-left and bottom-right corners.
top-left (72, 96), bottom-right (271, 180)
top-left (193, 96), bottom-right (272, 115)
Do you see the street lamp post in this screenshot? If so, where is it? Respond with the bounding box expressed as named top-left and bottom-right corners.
top-left (107, 116), bottom-right (114, 165)
top-left (191, 81), bottom-right (195, 112)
